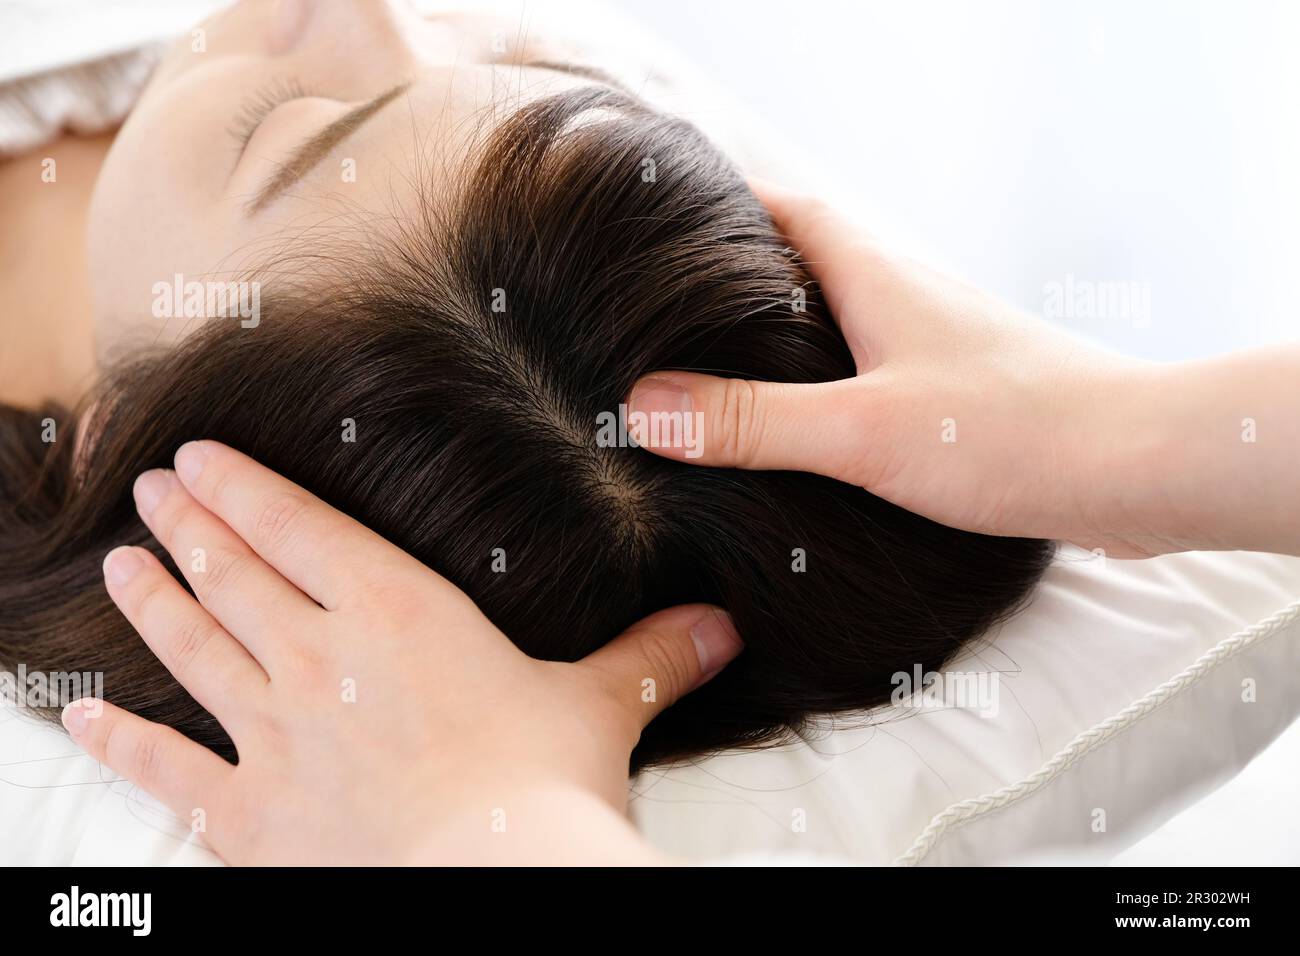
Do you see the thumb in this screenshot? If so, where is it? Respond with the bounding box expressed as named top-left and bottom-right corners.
top-left (626, 372), bottom-right (865, 475)
top-left (579, 604), bottom-right (743, 729)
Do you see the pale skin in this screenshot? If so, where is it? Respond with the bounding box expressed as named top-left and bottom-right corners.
top-left (630, 180), bottom-right (1300, 560)
top-left (66, 440), bottom-right (742, 866)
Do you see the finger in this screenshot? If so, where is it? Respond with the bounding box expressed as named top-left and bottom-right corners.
top-left (102, 545), bottom-right (267, 723)
top-left (748, 177), bottom-right (881, 322)
top-left (171, 441), bottom-right (411, 610)
top-left (626, 371), bottom-right (870, 477)
top-left (579, 604), bottom-right (743, 729)
top-left (133, 468), bottom-right (323, 661)
top-left (62, 697), bottom-right (234, 826)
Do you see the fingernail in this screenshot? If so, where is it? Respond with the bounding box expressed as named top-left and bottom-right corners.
top-left (628, 378), bottom-right (695, 449)
top-left (103, 546), bottom-right (145, 588)
top-left (689, 610), bottom-right (743, 683)
top-left (629, 377), bottom-right (694, 417)
top-left (133, 469), bottom-right (175, 518)
top-left (175, 441), bottom-right (209, 486)
top-left (61, 700), bottom-right (89, 736)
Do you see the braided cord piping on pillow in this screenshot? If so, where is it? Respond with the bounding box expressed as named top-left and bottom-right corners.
top-left (892, 598), bottom-right (1300, 867)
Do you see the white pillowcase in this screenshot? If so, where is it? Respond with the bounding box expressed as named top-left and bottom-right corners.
top-left (628, 546), bottom-right (1300, 864)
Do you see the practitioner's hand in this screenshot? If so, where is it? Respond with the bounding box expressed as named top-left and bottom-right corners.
top-left (627, 180), bottom-right (1299, 558)
top-left (61, 441), bottom-right (741, 865)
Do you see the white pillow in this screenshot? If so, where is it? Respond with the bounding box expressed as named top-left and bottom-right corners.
top-left (628, 546), bottom-right (1300, 864)
top-left (3, 546), bottom-right (1297, 865)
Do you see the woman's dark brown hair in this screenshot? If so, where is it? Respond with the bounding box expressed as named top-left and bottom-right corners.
top-left (0, 87), bottom-right (1051, 769)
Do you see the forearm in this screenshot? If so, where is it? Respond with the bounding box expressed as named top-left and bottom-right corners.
top-left (1101, 346), bottom-right (1300, 556)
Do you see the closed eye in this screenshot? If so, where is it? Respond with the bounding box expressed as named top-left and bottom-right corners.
top-left (228, 78), bottom-right (317, 156)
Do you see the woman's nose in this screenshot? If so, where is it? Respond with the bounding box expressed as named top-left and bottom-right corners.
top-left (273, 0), bottom-right (456, 69)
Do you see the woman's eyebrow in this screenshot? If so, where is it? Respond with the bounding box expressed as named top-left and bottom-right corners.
top-left (244, 64), bottom-right (627, 216)
top-left (245, 82), bottom-right (411, 215)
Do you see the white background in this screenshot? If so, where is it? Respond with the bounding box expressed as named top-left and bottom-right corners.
top-left (615, 0), bottom-right (1300, 362)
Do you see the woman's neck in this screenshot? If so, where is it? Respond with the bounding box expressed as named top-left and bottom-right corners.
top-left (0, 132), bottom-right (111, 410)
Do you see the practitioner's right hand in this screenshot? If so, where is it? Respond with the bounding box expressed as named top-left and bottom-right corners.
top-left (627, 180), bottom-right (1300, 559)
top-left (62, 442), bottom-right (741, 865)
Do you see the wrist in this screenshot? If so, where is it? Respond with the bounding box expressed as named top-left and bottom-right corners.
top-left (406, 784), bottom-right (671, 866)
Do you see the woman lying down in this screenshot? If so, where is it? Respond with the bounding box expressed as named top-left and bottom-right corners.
top-left (0, 0), bottom-right (1050, 772)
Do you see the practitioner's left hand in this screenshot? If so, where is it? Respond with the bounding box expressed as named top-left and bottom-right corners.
top-left (62, 440), bottom-right (741, 865)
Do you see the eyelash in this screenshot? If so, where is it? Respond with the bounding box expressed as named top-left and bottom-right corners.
top-left (229, 78), bottom-right (313, 153)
